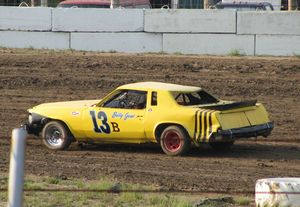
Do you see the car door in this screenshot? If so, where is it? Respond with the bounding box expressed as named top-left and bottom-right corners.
top-left (83, 90), bottom-right (147, 143)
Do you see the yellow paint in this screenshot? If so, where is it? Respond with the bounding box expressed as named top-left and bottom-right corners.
top-left (28, 82), bottom-right (272, 144)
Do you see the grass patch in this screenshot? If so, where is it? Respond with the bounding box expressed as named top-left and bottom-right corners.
top-left (233, 196), bottom-right (252, 206)
top-left (149, 194), bottom-right (192, 207)
top-left (228, 49), bottom-right (243, 56)
top-left (145, 51), bottom-right (166, 55)
top-left (45, 176), bottom-right (61, 185)
top-left (174, 52), bottom-right (183, 55)
top-left (293, 53), bottom-right (300, 58)
top-left (0, 174), bottom-right (253, 206)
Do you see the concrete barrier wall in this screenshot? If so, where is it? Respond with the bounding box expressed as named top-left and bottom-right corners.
top-left (256, 35), bottom-right (300, 56)
top-left (237, 12), bottom-right (300, 35)
top-left (0, 7), bottom-right (299, 56)
top-left (0, 31), bottom-right (69, 49)
top-left (71, 33), bottom-right (162, 53)
top-left (0, 7), bottom-right (51, 31)
top-left (145, 9), bottom-right (236, 33)
top-left (52, 8), bottom-right (144, 32)
top-left (163, 34), bottom-right (255, 55)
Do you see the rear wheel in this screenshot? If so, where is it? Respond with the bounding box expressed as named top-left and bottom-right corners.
top-left (160, 126), bottom-right (190, 156)
top-left (210, 141), bottom-right (234, 151)
top-left (42, 121), bottom-right (72, 150)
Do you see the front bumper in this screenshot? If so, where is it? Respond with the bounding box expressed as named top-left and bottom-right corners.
top-left (217, 122), bottom-right (274, 139)
top-left (23, 123), bottom-right (42, 136)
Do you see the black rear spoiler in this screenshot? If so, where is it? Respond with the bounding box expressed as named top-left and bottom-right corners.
top-left (201, 100), bottom-right (257, 111)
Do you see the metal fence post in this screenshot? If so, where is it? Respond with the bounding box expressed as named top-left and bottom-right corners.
top-left (7, 128), bottom-right (27, 207)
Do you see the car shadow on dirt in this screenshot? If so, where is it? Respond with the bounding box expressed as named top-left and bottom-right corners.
top-left (67, 141), bottom-right (299, 160)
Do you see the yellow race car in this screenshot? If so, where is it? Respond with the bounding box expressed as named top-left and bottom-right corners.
top-left (26, 82), bottom-right (273, 156)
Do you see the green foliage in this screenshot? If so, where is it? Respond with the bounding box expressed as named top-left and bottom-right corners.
top-left (228, 49), bottom-right (243, 56)
top-left (174, 52), bottom-right (183, 55)
top-left (149, 195), bottom-right (192, 207)
top-left (233, 196), bottom-right (252, 206)
top-left (293, 53), bottom-right (300, 58)
top-left (0, 174), bottom-right (253, 206)
top-left (146, 51), bottom-right (166, 55)
top-left (46, 177), bottom-right (60, 185)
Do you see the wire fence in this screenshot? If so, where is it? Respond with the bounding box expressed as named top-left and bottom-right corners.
top-left (0, 0), bottom-right (207, 7)
top-left (1, 188), bottom-right (300, 195)
top-left (0, 188), bottom-right (255, 194)
top-left (1, 0), bottom-right (298, 9)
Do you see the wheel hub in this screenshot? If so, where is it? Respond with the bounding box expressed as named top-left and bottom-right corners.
top-left (46, 127), bottom-right (63, 146)
top-left (164, 131), bottom-right (182, 152)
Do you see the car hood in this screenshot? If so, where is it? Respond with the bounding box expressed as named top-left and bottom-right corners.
top-left (28, 99), bottom-right (100, 115)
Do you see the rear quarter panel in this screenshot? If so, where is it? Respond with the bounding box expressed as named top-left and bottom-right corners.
top-left (144, 90), bottom-right (196, 141)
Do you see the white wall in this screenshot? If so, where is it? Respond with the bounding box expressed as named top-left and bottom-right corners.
top-left (52, 8), bottom-right (144, 32)
top-left (256, 35), bottom-right (300, 56)
top-left (0, 31), bottom-right (69, 49)
top-left (163, 34), bottom-right (255, 55)
top-left (0, 7), bottom-right (51, 31)
top-left (0, 7), bottom-right (299, 56)
top-left (71, 33), bottom-right (162, 53)
top-left (237, 12), bottom-right (300, 35)
top-left (145, 9), bottom-right (236, 33)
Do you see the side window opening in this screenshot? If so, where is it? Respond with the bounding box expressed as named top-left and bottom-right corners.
top-left (173, 90), bottom-right (219, 106)
top-left (103, 90), bottom-right (147, 109)
top-left (151, 91), bottom-right (157, 106)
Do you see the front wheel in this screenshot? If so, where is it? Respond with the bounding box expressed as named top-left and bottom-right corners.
top-left (42, 121), bottom-right (72, 150)
top-left (160, 126), bottom-right (190, 156)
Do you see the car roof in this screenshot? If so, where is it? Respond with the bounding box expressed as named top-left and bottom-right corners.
top-left (118, 82), bottom-right (201, 92)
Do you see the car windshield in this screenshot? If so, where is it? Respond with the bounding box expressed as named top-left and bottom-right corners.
top-left (172, 90), bottom-right (219, 106)
top-left (102, 90), bottom-right (147, 109)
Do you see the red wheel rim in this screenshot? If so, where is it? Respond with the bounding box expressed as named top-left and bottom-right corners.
top-left (163, 131), bottom-right (182, 152)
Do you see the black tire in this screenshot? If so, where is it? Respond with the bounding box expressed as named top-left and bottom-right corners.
top-left (210, 141), bottom-right (234, 151)
top-left (160, 125), bottom-right (190, 156)
top-left (42, 121), bottom-right (72, 150)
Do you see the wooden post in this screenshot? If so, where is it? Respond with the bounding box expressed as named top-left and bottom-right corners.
top-left (110, 0), bottom-right (120, 8)
top-left (171, 0), bottom-right (178, 8)
top-left (288, 0), bottom-right (297, 10)
top-left (40, 0), bottom-right (47, 6)
top-left (204, 0), bottom-right (214, 9)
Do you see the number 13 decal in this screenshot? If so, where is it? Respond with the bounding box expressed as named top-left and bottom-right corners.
top-left (90, 111), bottom-right (120, 133)
top-left (90, 111), bottom-right (111, 134)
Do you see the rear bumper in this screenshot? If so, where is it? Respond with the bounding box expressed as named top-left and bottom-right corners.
top-left (217, 122), bottom-right (274, 139)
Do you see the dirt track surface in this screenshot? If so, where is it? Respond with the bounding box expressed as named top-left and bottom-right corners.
top-left (0, 49), bottom-right (300, 194)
